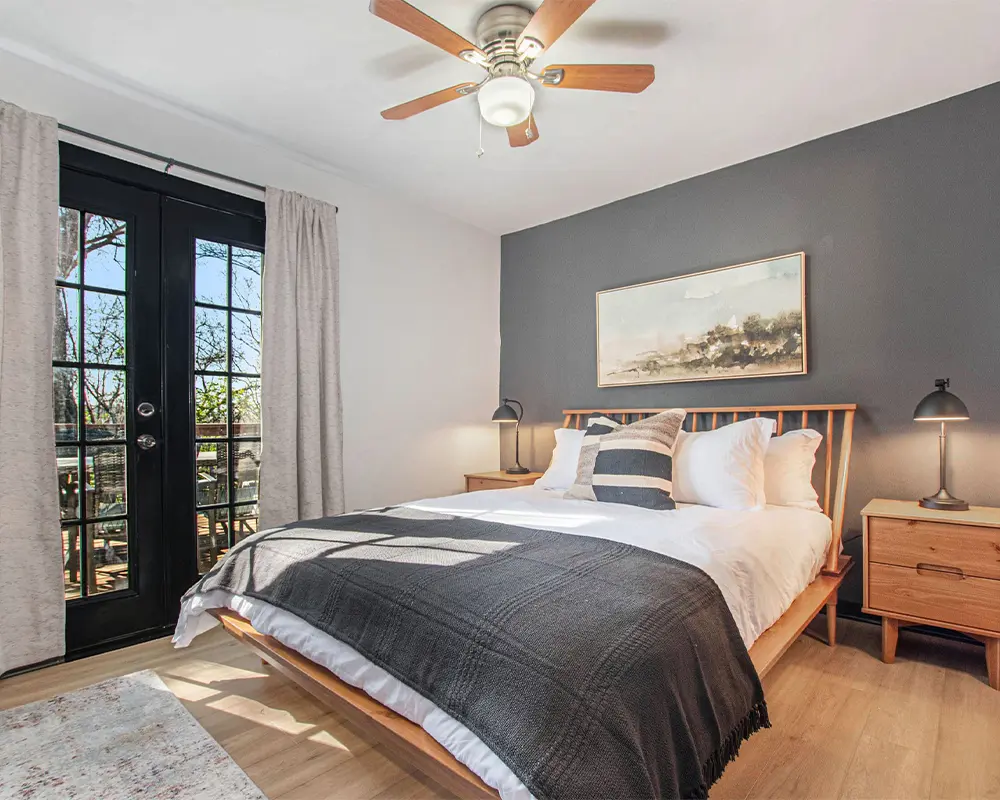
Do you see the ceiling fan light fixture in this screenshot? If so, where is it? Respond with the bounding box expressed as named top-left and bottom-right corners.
top-left (477, 76), bottom-right (535, 127)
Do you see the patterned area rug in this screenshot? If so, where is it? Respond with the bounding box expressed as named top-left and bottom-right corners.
top-left (0, 670), bottom-right (266, 799)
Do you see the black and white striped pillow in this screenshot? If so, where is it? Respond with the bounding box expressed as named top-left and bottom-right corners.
top-left (567, 410), bottom-right (686, 510)
top-left (568, 415), bottom-right (621, 490)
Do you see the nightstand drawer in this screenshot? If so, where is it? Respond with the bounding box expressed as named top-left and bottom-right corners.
top-left (868, 562), bottom-right (1000, 634)
top-left (466, 477), bottom-right (509, 492)
top-left (465, 472), bottom-right (542, 492)
top-left (868, 516), bottom-right (1000, 580)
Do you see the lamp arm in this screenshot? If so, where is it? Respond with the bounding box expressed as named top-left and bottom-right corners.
top-left (502, 398), bottom-right (524, 422)
top-left (501, 398), bottom-right (527, 472)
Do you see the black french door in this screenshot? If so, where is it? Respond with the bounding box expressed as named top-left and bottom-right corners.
top-left (162, 199), bottom-right (265, 608)
top-left (57, 169), bottom-right (165, 653)
top-left (55, 145), bottom-right (264, 656)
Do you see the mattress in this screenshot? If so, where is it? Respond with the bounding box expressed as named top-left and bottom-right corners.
top-left (174, 486), bottom-right (832, 800)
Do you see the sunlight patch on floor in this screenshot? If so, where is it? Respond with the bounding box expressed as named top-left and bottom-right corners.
top-left (159, 674), bottom-right (223, 702)
top-left (205, 694), bottom-right (316, 735)
top-left (306, 727), bottom-right (352, 752)
top-left (162, 659), bottom-right (268, 685)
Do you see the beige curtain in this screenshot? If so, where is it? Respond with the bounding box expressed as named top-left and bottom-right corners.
top-left (259, 188), bottom-right (344, 529)
top-left (0, 100), bottom-right (62, 675)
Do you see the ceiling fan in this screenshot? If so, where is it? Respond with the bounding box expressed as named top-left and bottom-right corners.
top-left (370, 0), bottom-right (656, 147)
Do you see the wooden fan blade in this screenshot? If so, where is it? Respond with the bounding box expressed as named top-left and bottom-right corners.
top-left (507, 115), bottom-right (540, 147)
top-left (517, 0), bottom-right (598, 55)
top-left (381, 82), bottom-right (478, 120)
top-left (370, 0), bottom-right (486, 63)
top-left (540, 64), bottom-right (655, 93)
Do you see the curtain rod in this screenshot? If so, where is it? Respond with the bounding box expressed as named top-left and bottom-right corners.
top-left (59, 123), bottom-right (268, 195)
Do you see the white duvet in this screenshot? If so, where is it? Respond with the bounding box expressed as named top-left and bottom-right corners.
top-left (174, 487), bottom-right (831, 800)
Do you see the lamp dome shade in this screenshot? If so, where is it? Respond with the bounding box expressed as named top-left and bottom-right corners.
top-left (478, 76), bottom-right (535, 128)
top-left (492, 403), bottom-right (519, 423)
top-left (913, 382), bottom-right (970, 421)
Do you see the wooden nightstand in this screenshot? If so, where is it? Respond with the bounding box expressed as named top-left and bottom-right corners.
top-left (465, 471), bottom-right (543, 493)
top-left (862, 499), bottom-right (1000, 690)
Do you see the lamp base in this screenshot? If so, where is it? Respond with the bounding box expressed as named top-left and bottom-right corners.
top-left (919, 488), bottom-right (969, 512)
top-left (505, 465), bottom-right (530, 475)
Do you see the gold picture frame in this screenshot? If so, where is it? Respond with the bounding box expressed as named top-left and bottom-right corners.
top-left (596, 252), bottom-right (807, 387)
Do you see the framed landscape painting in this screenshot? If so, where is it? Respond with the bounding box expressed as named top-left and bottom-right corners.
top-left (596, 253), bottom-right (807, 387)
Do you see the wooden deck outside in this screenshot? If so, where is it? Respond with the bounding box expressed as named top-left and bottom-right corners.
top-left (62, 511), bottom-right (258, 598)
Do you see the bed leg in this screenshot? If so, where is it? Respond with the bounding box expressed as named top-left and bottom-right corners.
top-left (985, 638), bottom-right (999, 691)
top-left (826, 591), bottom-right (837, 648)
top-left (882, 617), bottom-right (899, 664)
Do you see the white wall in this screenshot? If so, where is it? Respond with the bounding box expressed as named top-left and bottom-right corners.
top-left (0, 47), bottom-right (501, 510)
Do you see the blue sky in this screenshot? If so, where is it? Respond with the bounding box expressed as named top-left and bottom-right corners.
top-left (195, 240), bottom-right (262, 310)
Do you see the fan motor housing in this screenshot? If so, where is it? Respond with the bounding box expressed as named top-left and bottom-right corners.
top-left (476, 5), bottom-right (532, 47)
top-left (476, 5), bottom-right (534, 75)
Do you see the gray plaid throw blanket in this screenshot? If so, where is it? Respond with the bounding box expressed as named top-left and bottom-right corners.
top-left (187, 507), bottom-right (769, 799)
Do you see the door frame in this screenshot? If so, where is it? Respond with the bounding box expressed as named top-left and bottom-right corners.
top-left (59, 143), bottom-right (265, 658)
top-left (61, 143), bottom-right (264, 221)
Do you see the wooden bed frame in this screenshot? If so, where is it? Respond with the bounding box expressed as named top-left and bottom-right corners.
top-left (210, 402), bottom-right (857, 799)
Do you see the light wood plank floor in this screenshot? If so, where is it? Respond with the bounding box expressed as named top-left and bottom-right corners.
top-left (1, 618), bottom-right (998, 799)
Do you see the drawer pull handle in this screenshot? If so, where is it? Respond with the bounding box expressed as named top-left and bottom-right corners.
top-left (916, 562), bottom-right (965, 579)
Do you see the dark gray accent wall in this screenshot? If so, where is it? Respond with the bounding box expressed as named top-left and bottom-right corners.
top-left (500, 82), bottom-right (1000, 602)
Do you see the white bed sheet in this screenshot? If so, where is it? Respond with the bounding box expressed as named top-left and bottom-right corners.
top-left (174, 487), bottom-right (832, 800)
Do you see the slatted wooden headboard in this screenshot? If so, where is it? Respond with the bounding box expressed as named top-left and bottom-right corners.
top-left (561, 404), bottom-right (857, 574)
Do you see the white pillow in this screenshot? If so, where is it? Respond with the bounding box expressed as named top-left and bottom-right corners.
top-left (764, 429), bottom-right (823, 511)
top-left (672, 417), bottom-right (776, 510)
top-left (535, 428), bottom-right (587, 490)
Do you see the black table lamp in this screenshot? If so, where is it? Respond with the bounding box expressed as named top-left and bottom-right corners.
top-left (913, 378), bottom-right (970, 511)
top-left (492, 398), bottom-right (529, 475)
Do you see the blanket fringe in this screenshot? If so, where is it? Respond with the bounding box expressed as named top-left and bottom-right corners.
top-left (690, 699), bottom-right (771, 799)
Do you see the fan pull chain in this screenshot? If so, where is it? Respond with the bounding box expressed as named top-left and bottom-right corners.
top-left (476, 114), bottom-right (485, 159)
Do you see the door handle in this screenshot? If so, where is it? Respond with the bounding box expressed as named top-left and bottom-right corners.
top-left (136, 434), bottom-right (157, 451)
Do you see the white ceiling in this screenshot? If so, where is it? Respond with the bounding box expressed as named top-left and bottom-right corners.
top-left (1, 0), bottom-right (999, 234)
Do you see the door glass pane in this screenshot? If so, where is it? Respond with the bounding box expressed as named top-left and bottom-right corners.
top-left (53, 204), bottom-right (135, 602)
top-left (232, 376), bottom-right (260, 438)
top-left (57, 446), bottom-right (82, 520)
top-left (195, 376), bottom-right (227, 439)
top-left (231, 312), bottom-right (260, 373)
top-left (53, 367), bottom-right (79, 442)
top-left (83, 213), bottom-right (127, 291)
top-left (233, 443), bottom-right (261, 504)
top-left (63, 524), bottom-right (82, 599)
top-left (197, 507), bottom-right (228, 573)
top-left (195, 307), bottom-right (228, 371)
top-left (193, 238), bottom-right (262, 573)
top-left (90, 444), bottom-right (127, 518)
top-left (54, 286), bottom-right (80, 361)
top-left (58, 207), bottom-right (81, 284)
top-left (233, 504), bottom-right (258, 544)
top-left (87, 520), bottom-right (129, 594)
top-left (195, 239), bottom-right (228, 305)
top-left (232, 248), bottom-right (262, 311)
top-left (84, 368), bottom-right (126, 440)
top-left (84, 291), bottom-right (126, 365)
top-left (196, 441), bottom-right (229, 506)
top-left (52, 197), bottom-right (146, 615)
